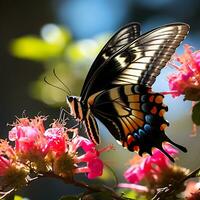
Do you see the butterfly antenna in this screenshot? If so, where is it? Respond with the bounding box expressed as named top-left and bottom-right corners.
top-left (53, 68), bottom-right (71, 95)
top-left (44, 77), bottom-right (68, 94)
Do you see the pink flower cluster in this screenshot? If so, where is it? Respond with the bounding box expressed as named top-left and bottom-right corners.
top-left (0, 156), bottom-right (11, 176)
top-left (124, 144), bottom-right (178, 184)
top-left (0, 116), bottom-right (111, 181)
top-left (0, 140), bottom-right (16, 176)
top-left (73, 137), bottom-right (108, 179)
top-left (184, 181), bottom-right (200, 200)
top-left (118, 144), bottom-right (181, 195)
top-left (168, 44), bottom-right (200, 97)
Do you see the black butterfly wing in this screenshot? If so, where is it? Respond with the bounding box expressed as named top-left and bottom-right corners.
top-left (89, 85), bottom-right (186, 162)
top-left (80, 22), bottom-right (141, 99)
top-left (81, 23), bottom-right (189, 103)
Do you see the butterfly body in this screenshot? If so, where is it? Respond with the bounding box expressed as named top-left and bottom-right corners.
top-left (67, 96), bottom-right (84, 121)
top-left (65, 22), bottom-right (190, 161)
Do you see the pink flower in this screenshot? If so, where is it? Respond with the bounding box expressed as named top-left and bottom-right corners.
top-left (0, 139), bottom-right (16, 159)
top-left (167, 44), bottom-right (200, 98)
top-left (44, 128), bottom-right (66, 157)
top-left (75, 157), bottom-right (104, 179)
top-left (8, 117), bottom-right (66, 158)
top-left (9, 124), bottom-right (47, 158)
top-left (73, 136), bottom-right (113, 179)
top-left (0, 156), bottom-right (11, 176)
top-left (0, 140), bottom-right (16, 176)
top-left (9, 126), bottom-right (45, 154)
top-left (184, 181), bottom-right (200, 200)
top-left (124, 144), bottom-right (178, 184)
top-left (87, 158), bottom-right (104, 179)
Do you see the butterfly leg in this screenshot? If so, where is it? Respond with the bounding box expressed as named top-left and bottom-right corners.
top-left (59, 107), bottom-right (79, 129)
top-left (59, 108), bottom-right (69, 124)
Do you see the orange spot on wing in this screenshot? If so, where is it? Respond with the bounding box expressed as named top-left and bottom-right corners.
top-left (151, 106), bottom-right (157, 114)
top-left (133, 145), bottom-right (139, 152)
top-left (127, 135), bottom-right (135, 145)
top-left (149, 95), bottom-right (154, 102)
top-left (155, 95), bottom-right (163, 104)
top-left (160, 123), bottom-right (168, 131)
top-left (159, 109), bottom-right (166, 117)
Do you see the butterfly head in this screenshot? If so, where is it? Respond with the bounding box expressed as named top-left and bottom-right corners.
top-left (66, 96), bottom-right (83, 120)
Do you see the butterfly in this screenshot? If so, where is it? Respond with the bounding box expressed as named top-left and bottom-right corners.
top-left (62, 22), bottom-right (190, 162)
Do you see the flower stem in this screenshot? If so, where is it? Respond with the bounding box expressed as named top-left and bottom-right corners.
top-left (0, 188), bottom-right (15, 200)
top-left (39, 172), bottom-right (126, 200)
top-left (0, 171), bottom-right (129, 200)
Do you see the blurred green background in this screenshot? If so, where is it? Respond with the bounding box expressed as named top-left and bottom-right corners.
top-left (1, 0), bottom-right (200, 199)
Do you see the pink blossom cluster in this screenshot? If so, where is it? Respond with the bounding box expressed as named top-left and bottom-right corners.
top-left (184, 181), bottom-right (200, 200)
top-left (0, 139), bottom-right (16, 176)
top-left (118, 144), bottom-right (178, 193)
top-left (124, 144), bottom-right (178, 184)
top-left (168, 44), bottom-right (200, 97)
top-left (0, 116), bottom-right (112, 187)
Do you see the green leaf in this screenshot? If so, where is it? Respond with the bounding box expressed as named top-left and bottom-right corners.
top-left (59, 195), bottom-right (79, 200)
top-left (192, 102), bottom-right (200, 125)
